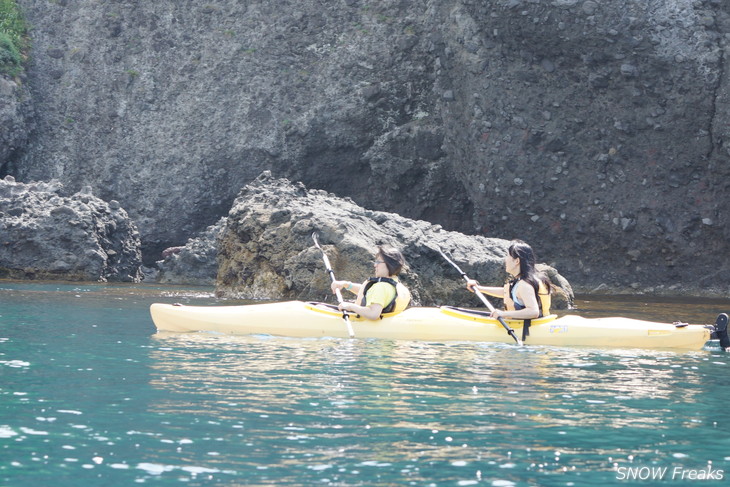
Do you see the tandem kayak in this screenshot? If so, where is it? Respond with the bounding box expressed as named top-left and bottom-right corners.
top-left (150, 301), bottom-right (729, 351)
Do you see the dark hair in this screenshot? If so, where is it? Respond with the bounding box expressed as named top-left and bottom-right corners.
top-left (378, 246), bottom-right (406, 276)
top-left (508, 240), bottom-right (551, 294)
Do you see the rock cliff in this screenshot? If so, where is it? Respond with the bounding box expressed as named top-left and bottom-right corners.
top-left (0, 76), bottom-right (30, 165)
top-left (216, 172), bottom-right (573, 308)
top-left (2, 0), bottom-right (729, 295)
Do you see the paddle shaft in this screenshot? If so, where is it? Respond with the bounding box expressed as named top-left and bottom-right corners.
top-left (312, 234), bottom-right (355, 338)
top-left (438, 248), bottom-right (523, 346)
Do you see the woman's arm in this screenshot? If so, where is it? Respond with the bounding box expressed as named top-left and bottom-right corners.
top-left (465, 279), bottom-right (504, 298)
top-left (338, 301), bottom-right (384, 321)
top-left (491, 281), bottom-right (540, 320)
top-left (331, 280), bottom-right (383, 320)
top-left (331, 280), bottom-right (362, 294)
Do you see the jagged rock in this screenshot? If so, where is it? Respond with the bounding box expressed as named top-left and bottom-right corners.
top-left (0, 176), bottom-right (142, 281)
top-left (216, 172), bottom-right (573, 308)
top-left (155, 217), bottom-right (225, 286)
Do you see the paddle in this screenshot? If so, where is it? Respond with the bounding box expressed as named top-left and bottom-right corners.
top-left (312, 232), bottom-right (355, 338)
top-left (437, 246), bottom-right (523, 346)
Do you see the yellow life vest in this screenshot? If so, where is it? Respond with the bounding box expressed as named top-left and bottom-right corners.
top-left (360, 277), bottom-right (411, 318)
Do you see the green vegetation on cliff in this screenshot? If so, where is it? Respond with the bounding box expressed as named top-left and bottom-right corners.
top-left (0, 0), bottom-right (28, 76)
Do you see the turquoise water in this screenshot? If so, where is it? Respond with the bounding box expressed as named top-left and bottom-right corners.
top-left (1, 282), bottom-right (730, 486)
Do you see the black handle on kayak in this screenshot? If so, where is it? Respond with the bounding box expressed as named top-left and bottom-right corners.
top-left (312, 232), bottom-right (355, 338)
top-left (437, 246), bottom-right (523, 346)
top-left (715, 313), bottom-right (729, 350)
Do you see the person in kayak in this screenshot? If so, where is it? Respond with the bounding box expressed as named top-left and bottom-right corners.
top-left (465, 240), bottom-right (551, 320)
top-left (331, 246), bottom-right (411, 320)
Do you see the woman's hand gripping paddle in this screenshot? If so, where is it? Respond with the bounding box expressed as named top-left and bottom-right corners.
top-left (312, 233), bottom-right (355, 338)
top-left (437, 246), bottom-right (523, 346)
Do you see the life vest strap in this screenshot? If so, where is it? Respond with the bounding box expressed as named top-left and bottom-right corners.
top-left (522, 319), bottom-right (531, 341)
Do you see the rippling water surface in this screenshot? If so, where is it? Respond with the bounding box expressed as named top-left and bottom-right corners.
top-left (1, 282), bottom-right (729, 486)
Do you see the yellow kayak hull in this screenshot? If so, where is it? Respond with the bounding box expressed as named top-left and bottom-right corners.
top-left (150, 301), bottom-right (713, 350)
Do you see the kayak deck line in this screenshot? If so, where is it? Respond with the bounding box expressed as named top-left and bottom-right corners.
top-left (150, 301), bottom-right (728, 351)
top-left (302, 301), bottom-right (557, 328)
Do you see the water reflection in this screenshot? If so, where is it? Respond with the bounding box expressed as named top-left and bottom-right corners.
top-left (570, 294), bottom-right (730, 324)
top-left (146, 333), bottom-right (712, 415)
top-left (144, 332), bottom-right (729, 484)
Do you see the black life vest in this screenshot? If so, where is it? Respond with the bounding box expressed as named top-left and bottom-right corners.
top-left (359, 277), bottom-right (398, 315)
top-left (508, 277), bottom-right (544, 341)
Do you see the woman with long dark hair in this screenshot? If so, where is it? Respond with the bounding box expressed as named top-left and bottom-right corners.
top-left (466, 240), bottom-right (551, 320)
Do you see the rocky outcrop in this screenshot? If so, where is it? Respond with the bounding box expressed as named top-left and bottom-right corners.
top-left (3, 0), bottom-right (730, 294)
top-left (216, 172), bottom-right (573, 309)
top-left (0, 176), bottom-right (142, 281)
top-left (155, 217), bottom-right (225, 286)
